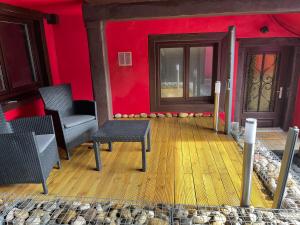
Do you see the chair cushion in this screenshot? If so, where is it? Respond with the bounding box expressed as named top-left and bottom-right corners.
top-left (62, 115), bottom-right (96, 129)
top-left (36, 134), bottom-right (55, 153)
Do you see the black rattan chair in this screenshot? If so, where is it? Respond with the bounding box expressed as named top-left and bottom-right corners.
top-left (39, 84), bottom-right (98, 159)
top-left (0, 106), bottom-right (60, 194)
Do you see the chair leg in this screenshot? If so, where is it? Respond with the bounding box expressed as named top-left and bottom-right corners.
top-left (42, 181), bottom-right (48, 195)
top-left (66, 149), bottom-right (71, 160)
top-left (57, 160), bottom-right (62, 169)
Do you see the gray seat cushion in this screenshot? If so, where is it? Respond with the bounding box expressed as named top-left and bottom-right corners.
top-left (36, 134), bottom-right (55, 153)
top-left (62, 115), bottom-right (96, 129)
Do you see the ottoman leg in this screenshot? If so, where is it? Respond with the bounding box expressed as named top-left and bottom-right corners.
top-left (108, 142), bottom-right (112, 152)
top-left (141, 140), bottom-right (146, 172)
top-left (93, 142), bottom-right (102, 171)
top-left (147, 130), bottom-right (151, 152)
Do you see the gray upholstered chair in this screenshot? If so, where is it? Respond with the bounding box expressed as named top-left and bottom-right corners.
top-left (39, 84), bottom-right (98, 159)
top-left (0, 106), bottom-right (60, 194)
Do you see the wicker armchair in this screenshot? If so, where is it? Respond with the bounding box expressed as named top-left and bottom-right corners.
top-left (0, 106), bottom-right (60, 194)
top-left (39, 84), bottom-right (98, 159)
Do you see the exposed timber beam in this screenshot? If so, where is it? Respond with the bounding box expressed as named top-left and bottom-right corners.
top-left (83, 0), bottom-right (300, 22)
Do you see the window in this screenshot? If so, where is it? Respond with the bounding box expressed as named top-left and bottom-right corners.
top-left (0, 6), bottom-right (51, 106)
top-left (149, 33), bottom-right (224, 112)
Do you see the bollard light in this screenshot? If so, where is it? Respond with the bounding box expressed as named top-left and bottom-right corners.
top-left (213, 81), bottom-right (221, 132)
top-left (241, 118), bottom-right (257, 207)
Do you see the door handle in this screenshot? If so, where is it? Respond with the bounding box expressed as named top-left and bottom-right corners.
top-left (276, 87), bottom-right (283, 99)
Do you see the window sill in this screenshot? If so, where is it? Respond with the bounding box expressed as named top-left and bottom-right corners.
top-left (1, 91), bottom-right (40, 112)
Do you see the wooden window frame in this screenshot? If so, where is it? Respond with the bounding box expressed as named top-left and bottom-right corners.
top-left (149, 32), bottom-right (226, 112)
top-left (0, 3), bottom-right (52, 111)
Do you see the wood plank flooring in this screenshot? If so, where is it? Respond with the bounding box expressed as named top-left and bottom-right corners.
top-left (0, 117), bottom-right (272, 207)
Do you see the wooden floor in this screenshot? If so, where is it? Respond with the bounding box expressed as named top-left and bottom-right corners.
top-left (0, 117), bottom-right (272, 207)
top-left (256, 128), bottom-right (300, 152)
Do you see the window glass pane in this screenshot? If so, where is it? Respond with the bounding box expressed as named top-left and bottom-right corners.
top-left (189, 46), bottom-right (213, 97)
top-left (160, 47), bottom-right (184, 98)
top-left (246, 53), bottom-right (277, 112)
top-left (0, 22), bottom-right (36, 89)
top-left (246, 54), bottom-right (263, 112)
top-left (259, 54), bottom-right (277, 112)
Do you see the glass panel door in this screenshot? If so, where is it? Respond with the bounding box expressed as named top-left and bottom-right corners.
top-left (245, 53), bottom-right (278, 112)
top-left (160, 47), bottom-right (184, 98)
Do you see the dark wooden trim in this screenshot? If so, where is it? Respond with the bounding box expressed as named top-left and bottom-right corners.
top-left (0, 3), bottom-right (45, 20)
top-left (235, 38), bottom-right (300, 129)
top-left (83, 0), bottom-right (300, 22)
top-left (86, 20), bottom-right (113, 125)
top-left (149, 32), bottom-right (226, 112)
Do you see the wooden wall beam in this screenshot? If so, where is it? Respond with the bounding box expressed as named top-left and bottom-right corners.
top-left (85, 21), bottom-right (113, 125)
top-left (83, 0), bottom-right (300, 22)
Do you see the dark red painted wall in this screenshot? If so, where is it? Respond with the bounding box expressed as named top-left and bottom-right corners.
top-left (106, 15), bottom-right (298, 116)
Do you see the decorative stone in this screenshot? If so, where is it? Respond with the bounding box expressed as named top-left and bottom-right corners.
top-left (140, 113), bottom-right (148, 118)
top-left (72, 216), bottom-right (86, 225)
top-left (165, 113), bottom-right (172, 118)
top-left (188, 208), bottom-right (197, 217)
top-left (84, 208), bottom-right (97, 221)
top-left (157, 113), bottom-right (165, 118)
top-left (179, 113), bottom-right (188, 118)
top-left (14, 209), bottom-right (29, 220)
top-left (192, 215), bottom-right (210, 223)
top-left (43, 202), bottom-right (57, 212)
top-left (136, 211), bottom-right (147, 224)
top-left (96, 211), bottom-right (106, 222)
top-left (213, 213), bottom-right (226, 223)
top-left (95, 203), bottom-right (103, 212)
top-left (57, 209), bottom-right (76, 224)
top-left (12, 217), bottom-right (25, 225)
top-left (79, 203), bottom-right (90, 211)
top-left (51, 208), bottom-right (63, 219)
top-left (149, 113), bottom-right (157, 118)
top-left (174, 208), bottom-right (188, 218)
top-left (6, 208), bottom-right (17, 222)
top-left (134, 114), bottom-right (141, 118)
top-left (148, 218), bottom-right (168, 225)
top-left (115, 113), bottom-right (122, 118)
top-left (188, 113), bottom-right (194, 117)
top-left (122, 114), bottom-right (129, 118)
top-left (261, 211), bottom-right (274, 221)
top-left (129, 114), bottom-right (135, 118)
top-left (248, 213), bottom-right (257, 223)
top-left (195, 113), bottom-right (203, 117)
top-left (25, 216), bottom-right (40, 225)
top-left (121, 208), bottom-right (132, 220)
top-left (40, 213), bottom-right (51, 225)
top-left (147, 211), bottom-right (155, 219)
top-left (0, 199), bottom-right (3, 205)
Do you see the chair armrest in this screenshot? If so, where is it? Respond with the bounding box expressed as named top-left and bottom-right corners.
top-left (74, 100), bottom-right (97, 118)
top-left (10, 116), bottom-right (55, 135)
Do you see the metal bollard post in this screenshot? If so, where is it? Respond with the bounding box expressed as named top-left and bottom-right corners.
top-left (213, 81), bottom-right (221, 132)
top-left (241, 118), bottom-right (257, 207)
top-left (273, 126), bottom-right (299, 209)
top-left (224, 79), bottom-right (231, 135)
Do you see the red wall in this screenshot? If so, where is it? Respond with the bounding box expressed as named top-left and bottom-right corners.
top-left (106, 15), bottom-right (299, 116)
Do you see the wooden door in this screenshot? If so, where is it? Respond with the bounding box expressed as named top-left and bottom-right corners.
top-left (240, 47), bottom-right (287, 127)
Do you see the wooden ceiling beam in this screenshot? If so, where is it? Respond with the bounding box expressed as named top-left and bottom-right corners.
top-left (83, 0), bottom-right (300, 22)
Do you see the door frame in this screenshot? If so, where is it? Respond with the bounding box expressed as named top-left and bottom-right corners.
top-left (149, 32), bottom-right (227, 112)
top-left (235, 38), bottom-right (300, 130)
